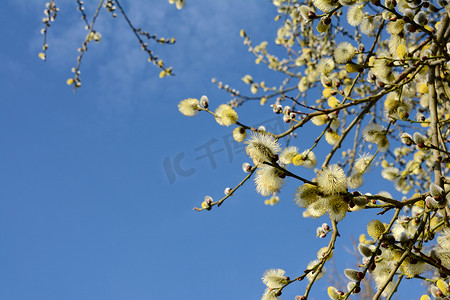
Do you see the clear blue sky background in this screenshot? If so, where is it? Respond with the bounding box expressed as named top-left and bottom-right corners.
top-left (0, 1), bottom-right (425, 299)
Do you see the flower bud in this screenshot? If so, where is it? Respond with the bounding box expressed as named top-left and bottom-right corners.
top-left (397, 231), bottom-right (408, 242)
top-left (316, 227), bottom-right (324, 237)
top-left (414, 11), bottom-right (427, 25)
top-left (397, 106), bottom-right (408, 119)
top-left (428, 3), bottom-right (438, 12)
top-left (327, 286), bottom-right (341, 300)
top-left (347, 281), bottom-right (356, 292)
top-left (352, 196), bottom-right (369, 206)
top-left (224, 187), bottom-right (232, 195)
top-left (347, 281), bottom-right (361, 293)
top-left (405, 23), bottom-right (416, 33)
top-left (299, 5), bottom-right (314, 21)
top-left (362, 257), bottom-right (370, 265)
top-left (242, 74), bottom-right (253, 84)
top-left (436, 279), bottom-right (450, 295)
top-left (242, 162), bottom-right (252, 173)
top-left (430, 183), bottom-right (444, 198)
top-left (426, 196), bottom-right (439, 209)
top-left (385, 0), bottom-right (394, 8)
top-left (200, 95), bottom-right (209, 108)
top-left (416, 114), bottom-right (426, 122)
top-left (344, 269), bottom-right (360, 281)
top-left (431, 286), bottom-right (441, 298)
top-left (272, 104), bottom-right (283, 114)
top-left (358, 243), bottom-right (372, 257)
top-left (401, 133), bottom-right (413, 146)
top-left (430, 249), bottom-right (440, 261)
top-left (413, 132), bottom-right (426, 146)
top-left (233, 127), bottom-right (247, 142)
top-left (202, 196), bottom-right (213, 210)
top-left (403, 8), bottom-right (415, 19)
top-left (283, 106), bottom-right (291, 114)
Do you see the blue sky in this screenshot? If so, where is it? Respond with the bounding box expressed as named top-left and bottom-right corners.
top-left (0, 1), bottom-right (426, 299)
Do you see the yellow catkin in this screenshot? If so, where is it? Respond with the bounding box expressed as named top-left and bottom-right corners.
top-left (323, 88), bottom-right (333, 98)
top-left (317, 19), bottom-right (329, 32)
top-left (292, 154), bottom-right (304, 166)
top-left (418, 83), bottom-right (429, 94)
top-left (367, 220), bottom-right (385, 240)
top-left (414, 200), bottom-right (425, 208)
top-left (359, 233), bottom-right (367, 243)
top-left (327, 286), bottom-right (340, 300)
top-left (430, 217), bottom-right (442, 232)
top-left (436, 279), bottom-right (450, 295)
top-left (325, 131), bottom-right (340, 145)
top-left (396, 44), bottom-right (407, 59)
top-left (327, 96), bottom-right (340, 108)
top-left (345, 63), bottom-right (359, 73)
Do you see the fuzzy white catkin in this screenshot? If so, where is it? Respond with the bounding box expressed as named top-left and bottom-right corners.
top-left (401, 133), bottom-right (413, 144)
top-left (254, 164), bottom-right (284, 196)
top-left (414, 11), bottom-right (427, 25)
top-left (358, 243), bottom-right (372, 257)
top-left (245, 132), bottom-right (281, 165)
top-left (403, 8), bottom-right (415, 19)
top-left (413, 132), bottom-right (426, 144)
top-left (430, 183), bottom-right (444, 197)
top-left (215, 104), bottom-right (238, 126)
top-left (261, 268), bottom-right (287, 288)
top-left (178, 98), bottom-right (199, 116)
top-left (317, 164), bottom-right (347, 195)
top-left (344, 269), bottom-right (360, 281)
top-left (425, 196), bottom-right (439, 209)
top-left (327, 286), bottom-right (341, 300)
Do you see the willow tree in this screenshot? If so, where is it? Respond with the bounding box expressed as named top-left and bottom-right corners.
top-left (39, 0), bottom-right (180, 91)
top-left (179, 0), bottom-right (450, 299)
